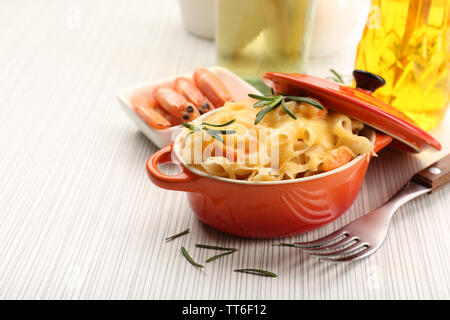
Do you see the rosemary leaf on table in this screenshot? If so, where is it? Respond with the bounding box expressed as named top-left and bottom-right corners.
top-left (181, 246), bottom-right (204, 268)
top-left (195, 243), bottom-right (239, 263)
top-left (206, 250), bottom-right (238, 263)
top-left (195, 244), bottom-right (238, 251)
top-left (165, 228), bottom-right (190, 241)
top-left (274, 242), bottom-right (298, 248)
top-left (234, 268), bottom-right (277, 277)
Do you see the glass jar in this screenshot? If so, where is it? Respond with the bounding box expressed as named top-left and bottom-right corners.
top-left (215, 0), bottom-right (315, 90)
top-left (355, 0), bottom-right (450, 131)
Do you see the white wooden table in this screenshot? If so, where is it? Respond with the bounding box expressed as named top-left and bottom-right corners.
top-left (0, 0), bottom-right (449, 300)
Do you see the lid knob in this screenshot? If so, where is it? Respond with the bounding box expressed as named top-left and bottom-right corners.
top-left (353, 69), bottom-right (386, 93)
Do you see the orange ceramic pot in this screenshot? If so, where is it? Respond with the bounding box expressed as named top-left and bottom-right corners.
top-left (147, 130), bottom-right (392, 239)
top-left (146, 70), bottom-right (442, 239)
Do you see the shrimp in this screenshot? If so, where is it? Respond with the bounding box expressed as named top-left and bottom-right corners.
top-left (174, 77), bottom-right (215, 115)
top-left (322, 146), bottom-right (354, 171)
top-left (153, 87), bottom-right (200, 122)
top-left (131, 96), bottom-right (171, 129)
top-left (150, 100), bottom-right (182, 126)
top-left (158, 108), bottom-right (182, 126)
top-left (193, 68), bottom-right (232, 108)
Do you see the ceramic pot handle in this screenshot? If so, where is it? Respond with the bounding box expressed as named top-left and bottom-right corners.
top-left (147, 143), bottom-right (198, 191)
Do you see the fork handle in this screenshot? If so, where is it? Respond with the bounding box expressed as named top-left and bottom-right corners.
top-left (412, 154), bottom-right (450, 193)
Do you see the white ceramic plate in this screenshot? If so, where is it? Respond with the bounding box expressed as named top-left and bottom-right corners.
top-left (117, 66), bottom-right (261, 148)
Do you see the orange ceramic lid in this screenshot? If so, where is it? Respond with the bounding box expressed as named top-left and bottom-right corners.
top-left (262, 70), bottom-right (441, 152)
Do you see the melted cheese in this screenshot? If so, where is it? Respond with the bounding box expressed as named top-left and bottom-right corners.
top-left (181, 99), bottom-right (373, 181)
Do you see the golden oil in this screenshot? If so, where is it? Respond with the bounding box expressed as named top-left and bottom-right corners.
top-left (355, 0), bottom-right (450, 131)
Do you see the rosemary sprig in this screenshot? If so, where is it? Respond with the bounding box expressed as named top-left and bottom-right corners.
top-left (249, 94), bottom-right (324, 125)
top-left (248, 93), bottom-right (273, 101)
top-left (201, 119), bottom-right (236, 127)
top-left (181, 246), bottom-right (204, 268)
top-left (254, 96), bottom-right (283, 124)
top-left (234, 268), bottom-right (277, 277)
top-left (183, 119), bottom-right (236, 143)
top-left (281, 98), bottom-right (297, 120)
top-left (165, 228), bottom-right (190, 241)
top-left (282, 96), bottom-right (324, 110)
top-left (328, 69), bottom-right (345, 84)
top-left (206, 250), bottom-right (238, 263)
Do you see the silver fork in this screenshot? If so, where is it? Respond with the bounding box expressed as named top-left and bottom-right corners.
top-left (293, 154), bottom-right (450, 263)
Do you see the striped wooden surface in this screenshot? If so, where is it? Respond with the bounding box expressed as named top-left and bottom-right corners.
top-left (0, 0), bottom-right (449, 299)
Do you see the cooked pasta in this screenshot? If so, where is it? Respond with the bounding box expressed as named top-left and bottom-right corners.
top-left (180, 99), bottom-right (373, 181)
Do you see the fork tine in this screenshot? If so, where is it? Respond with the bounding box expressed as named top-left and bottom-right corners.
top-left (303, 236), bottom-right (358, 253)
top-left (293, 229), bottom-right (348, 249)
top-left (319, 245), bottom-right (372, 263)
top-left (309, 240), bottom-right (363, 257)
